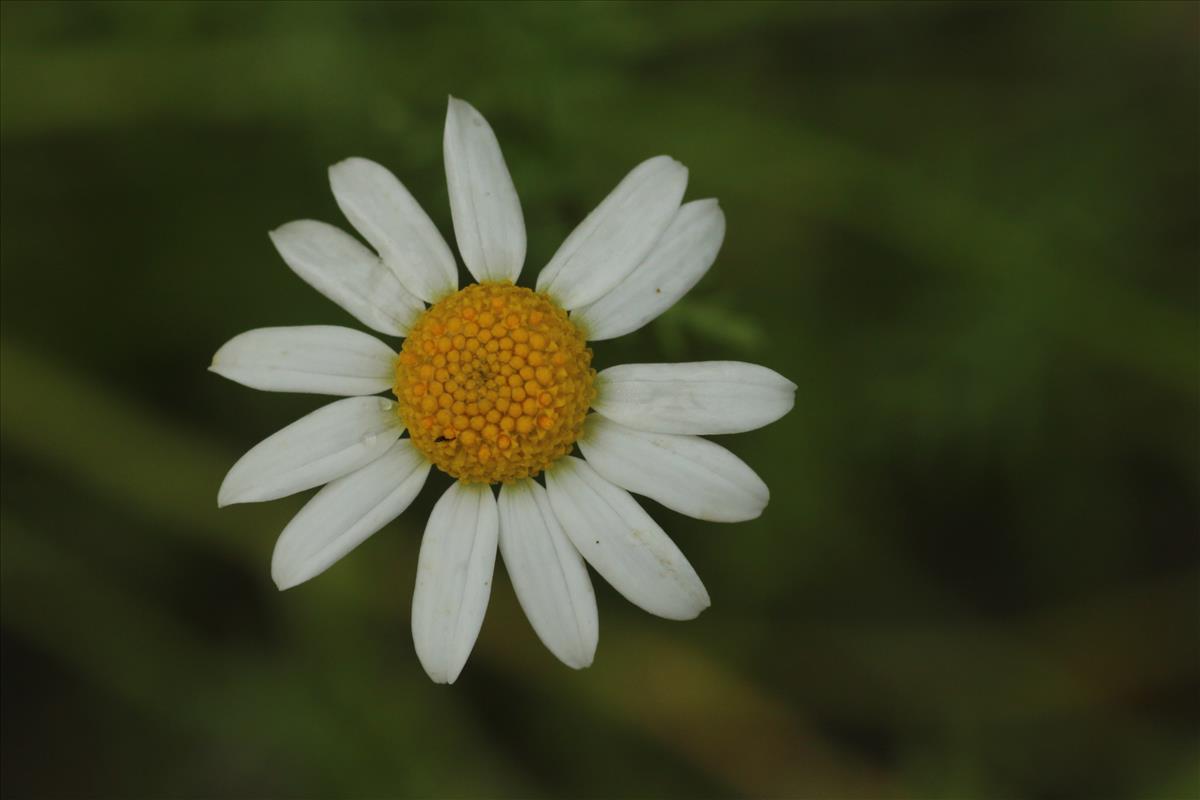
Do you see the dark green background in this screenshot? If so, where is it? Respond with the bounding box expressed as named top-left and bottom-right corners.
top-left (2, 2), bottom-right (1197, 798)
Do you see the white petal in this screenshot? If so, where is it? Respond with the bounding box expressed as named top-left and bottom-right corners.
top-left (579, 416), bottom-right (768, 522)
top-left (218, 396), bottom-right (402, 507)
top-left (269, 220), bottom-right (424, 337)
top-left (329, 157), bottom-right (458, 303)
top-left (443, 96), bottom-right (526, 284)
top-left (593, 361), bottom-right (796, 435)
top-left (411, 482), bottom-right (499, 684)
top-left (536, 156), bottom-right (688, 309)
top-left (572, 199), bottom-right (725, 341)
top-left (271, 439), bottom-right (430, 590)
top-left (210, 325), bottom-right (396, 396)
top-left (497, 479), bottom-right (597, 669)
top-left (544, 457), bottom-right (709, 621)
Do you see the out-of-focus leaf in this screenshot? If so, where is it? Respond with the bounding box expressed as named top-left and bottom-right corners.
top-left (653, 297), bottom-right (768, 357)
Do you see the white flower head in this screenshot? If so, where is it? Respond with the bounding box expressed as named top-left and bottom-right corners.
top-left (212, 96), bottom-right (795, 684)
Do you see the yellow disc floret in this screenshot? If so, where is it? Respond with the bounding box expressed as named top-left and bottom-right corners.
top-left (393, 282), bottom-right (595, 484)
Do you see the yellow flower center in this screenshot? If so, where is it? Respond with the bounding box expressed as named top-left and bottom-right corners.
top-left (393, 282), bottom-right (595, 484)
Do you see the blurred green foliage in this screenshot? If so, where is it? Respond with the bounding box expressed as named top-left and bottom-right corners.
top-left (1, 2), bottom-right (1197, 798)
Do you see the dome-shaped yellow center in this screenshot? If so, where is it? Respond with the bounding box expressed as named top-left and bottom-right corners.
top-left (393, 283), bottom-right (595, 484)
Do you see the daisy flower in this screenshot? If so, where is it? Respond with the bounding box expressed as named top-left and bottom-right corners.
top-left (212, 97), bottom-right (795, 683)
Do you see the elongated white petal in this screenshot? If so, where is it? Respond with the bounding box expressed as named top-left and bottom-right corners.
top-left (269, 220), bottom-right (424, 336)
top-left (271, 439), bottom-right (431, 590)
top-left (210, 325), bottom-right (396, 396)
top-left (545, 457), bottom-right (708, 620)
top-left (536, 156), bottom-right (688, 309)
top-left (329, 157), bottom-right (458, 303)
top-left (594, 361), bottom-right (796, 435)
top-left (411, 482), bottom-right (498, 684)
top-left (444, 97), bottom-right (525, 284)
top-left (498, 479), bottom-right (597, 669)
top-left (579, 416), bottom-right (768, 522)
top-left (572, 199), bottom-right (725, 341)
top-left (218, 396), bottom-right (402, 507)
